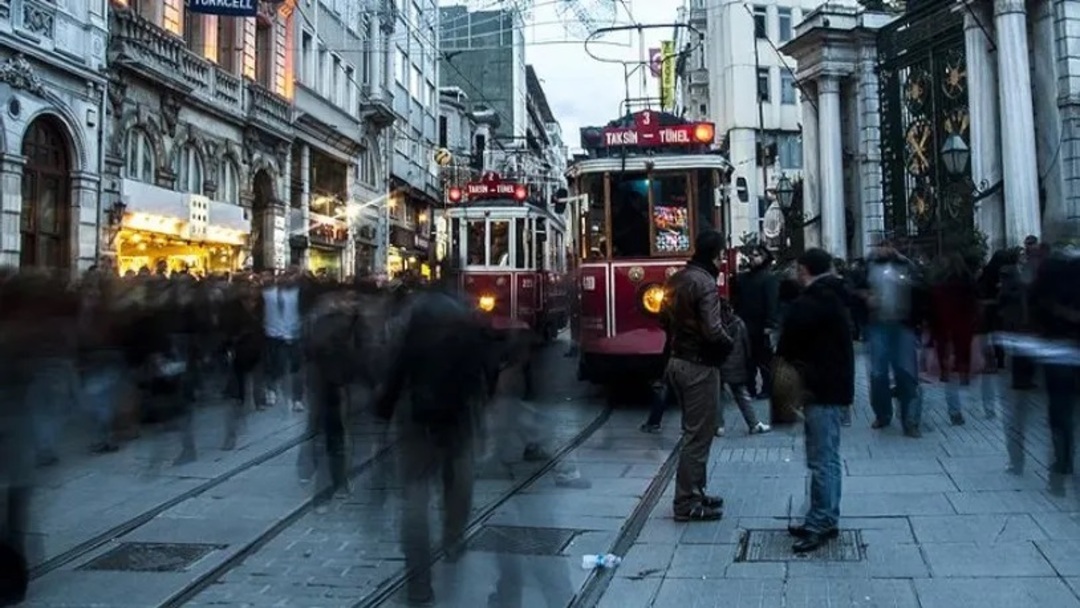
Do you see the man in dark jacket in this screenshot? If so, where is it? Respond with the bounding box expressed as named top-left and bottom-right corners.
top-left (661, 230), bottom-right (732, 522)
top-left (777, 248), bottom-right (854, 553)
top-left (734, 245), bottom-right (779, 398)
top-left (377, 284), bottom-right (491, 605)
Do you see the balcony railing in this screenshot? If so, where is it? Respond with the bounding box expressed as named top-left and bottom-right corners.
top-left (247, 81), bottom-right (293, 137)
top-left (109, 9), bottom-right (246, 118)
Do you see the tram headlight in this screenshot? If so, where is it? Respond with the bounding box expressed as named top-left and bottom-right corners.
top-left (641, 284), bottom-right (666, 315)
top-left (478, 294), bottom-right (496, 312)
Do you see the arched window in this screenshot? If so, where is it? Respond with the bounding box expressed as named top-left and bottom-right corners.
top-left (176, 145), bottom-right (204, 194)
top-left (219, 159), bottom-right (240, 205)
top-left (125, 129), bottom-right (155, 183)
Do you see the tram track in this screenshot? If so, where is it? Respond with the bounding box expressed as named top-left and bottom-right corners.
top-left (358, 404), bottom-right (615, 608)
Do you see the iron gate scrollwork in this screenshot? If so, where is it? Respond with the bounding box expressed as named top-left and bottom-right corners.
top-left (878, 4), bottom-right (971, 257)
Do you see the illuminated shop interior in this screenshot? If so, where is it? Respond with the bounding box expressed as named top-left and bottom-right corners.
top-left (116, 212), bottom-right (248, 276)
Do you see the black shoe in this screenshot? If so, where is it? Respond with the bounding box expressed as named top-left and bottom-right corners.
top-left (522, 444), bottom-right (551, 462)
top-left (788, 525), bottom-right (839, 540)
top-left (903, 426), bottom-right (922, 438)
top-left (949, 412), bottom-right (965, 426)
top-left (639, 423), bottom-right (661, 434)
top-left (701, 495), bottom-right (724, 509)
top-left (871, 419), bottom-right (890, 429)
top-left (406, 586), bottom-right (434, 606)
top-left (793, 531), bottom-right (834, 553)
top-left (674, 505), bottom-right (723, 522)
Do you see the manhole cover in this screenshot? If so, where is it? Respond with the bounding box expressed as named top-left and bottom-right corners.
top-left (467, 525), bottom-right (580, 556)
top-left (79, 542), bottom-right (225, 572)
top-left (735, 529), bottom-right (863, 562)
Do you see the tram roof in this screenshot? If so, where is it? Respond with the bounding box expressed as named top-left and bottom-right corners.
top-left (566, 153), bottom-right (732, 179)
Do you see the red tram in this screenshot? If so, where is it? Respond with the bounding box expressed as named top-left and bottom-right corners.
top-left (445, 172), bottom-right (570, 339)
top-left (567, 110), bottom-right (735, 384)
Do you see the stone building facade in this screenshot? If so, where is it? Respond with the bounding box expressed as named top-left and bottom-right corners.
top-left (0, 0), bottom-right (109, 274)
top-left (104, 0), bottom-right (296, 276)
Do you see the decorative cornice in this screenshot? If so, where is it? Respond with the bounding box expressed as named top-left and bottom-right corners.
top-left (818, 76), bottom-right (842, 95)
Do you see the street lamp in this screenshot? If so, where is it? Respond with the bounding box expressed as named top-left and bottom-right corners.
top-left (775, 175), bottom-right (795, 211)
top-left (941, 133), bottom-right (970, 177)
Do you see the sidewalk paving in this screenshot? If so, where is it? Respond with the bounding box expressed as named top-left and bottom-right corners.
top-left (601, 362), bottom-right (1080, 608)
top-left (26, 398), bottom-right (308, 570)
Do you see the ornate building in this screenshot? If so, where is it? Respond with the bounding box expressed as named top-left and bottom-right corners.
top-left (0, 1), bottom-right (109, 273)
top-left (104, 0), bottom-right (296, 275)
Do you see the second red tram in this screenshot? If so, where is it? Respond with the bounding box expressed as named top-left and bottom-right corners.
top-left (445, 173), bottom-right (570, 339)
top-left (567, 110), bottom-right (735, 384)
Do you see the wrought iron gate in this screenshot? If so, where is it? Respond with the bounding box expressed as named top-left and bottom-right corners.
top-left (877, 5), bottom-right (971, 258)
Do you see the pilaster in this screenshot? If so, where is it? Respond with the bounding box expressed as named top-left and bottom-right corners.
top-left (1032, 0), bottom-right (1070, 241)
top-left (70, 171), bottom-right (101, 270)
top-left (818, 75), bottom-right (848, 258)
top-left (299, 143), bottom-right (311, 270)
top-left (1052, 0), bottom-right (1080, 236)
top-left (966, 0), bottom-right (1006, 252)
top-left (0, 154), bottom-right (24, 267)
top-left (995, 0), bottom-right (1042, 243)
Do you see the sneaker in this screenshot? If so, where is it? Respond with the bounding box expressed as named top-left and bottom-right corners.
top-left (265, 390), bottom-right (278, 406)
top-left (639, 423), bottom-right (661, 434)
top-left (715, 427), bottom-right (725, 437)
top-left (674, 505), bottom-right (723, 522)
top-left (750, 422), bottom-right (771, 434)
top-left (291, 400), bottom-right (305, 412)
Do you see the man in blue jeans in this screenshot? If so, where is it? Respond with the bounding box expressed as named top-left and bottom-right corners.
top-left (776, 248), bottom-right (855, 553)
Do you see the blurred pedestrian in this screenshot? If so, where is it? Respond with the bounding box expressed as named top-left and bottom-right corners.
top-left (717, 298), bottom-right (770, 436)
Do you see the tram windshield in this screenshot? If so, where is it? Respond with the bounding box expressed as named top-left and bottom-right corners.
top-left (452, 212), bottom-right (565, 271)
top-left (578, 169), bottom-right (721, 261)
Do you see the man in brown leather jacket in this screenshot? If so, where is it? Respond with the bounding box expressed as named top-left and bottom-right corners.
top-left (661, 230), bottom-right (732, 521)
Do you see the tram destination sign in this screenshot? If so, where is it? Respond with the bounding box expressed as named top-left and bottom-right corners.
top-left (592, 110), bottom-right (715, 148)
top-left (186, 0), bottom-right (258, 17)
top-left (462, 174), bottom-right (529, 202)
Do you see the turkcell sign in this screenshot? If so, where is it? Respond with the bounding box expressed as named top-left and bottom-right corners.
top-left (186, 0), bottom-right (258, 17)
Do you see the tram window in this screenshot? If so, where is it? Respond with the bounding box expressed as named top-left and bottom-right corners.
top-left (610, 173), bottom-right (651, 258)
top-left (650, 173), bottom-right (692, 255)
top-left (466, 220), bottom-right (485, 265)
top-left (515, 218), bottom-right (529, 268)
top-left (450, 218), bottom-right (462, 267)
top-left (581, 175), bottom-right (606, 260)
top-left (491, 220), bottom-right (510, 266)
top-left (696, 169), bottom-right (718, 235)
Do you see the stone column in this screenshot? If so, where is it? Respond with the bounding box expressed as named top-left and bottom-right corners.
top-left (0, 154), bottom-right (24, 267)
top-left (818, 75), bottom-right (847, 258)
top-left (965, 1), bottom-right (1005, 253)
top-left (856, 45), bottom-right (885, 254)
top-left (800, 83), bottom-right (821, 250)
top-left (299, 143), bottom-right (311, 269)
top-left (995, 0), bottom-right (1042, 244)
top-left (343, 161), bottom-right (357, 279)
top-left (1049, 0), bottom-right (1080, 240)
top-left (70, 171), bottom-right (101, 273)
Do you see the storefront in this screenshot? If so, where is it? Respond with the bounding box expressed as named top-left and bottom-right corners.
top-left (307, 211), bottom-right (348, 279)
top-left (389, 225), bottom-right (432, 279)
top-left (117, 180), bottom-right (249, 276)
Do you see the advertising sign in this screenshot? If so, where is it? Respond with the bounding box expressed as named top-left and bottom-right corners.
top-left (660, 40), bottom-right (675, 111)
top-left (186, 0), bottom-right (259, 18)
top-left (648, 48), bottom-right (662, 78)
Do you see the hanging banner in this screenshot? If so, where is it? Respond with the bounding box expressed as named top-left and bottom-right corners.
top-left (186, 0), bottom-right (258, 17)
top-left (660, 40), bottom-right (675, 111)
top-left (648, 48), bottom-right (662, 78)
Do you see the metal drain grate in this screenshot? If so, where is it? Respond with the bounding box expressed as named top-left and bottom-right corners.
top-left (79, 542), bottom-right (225, 572)
top-left (467, 525), bottom-right (580, 556)
top-left (735, 529), bottom-right (864, 562)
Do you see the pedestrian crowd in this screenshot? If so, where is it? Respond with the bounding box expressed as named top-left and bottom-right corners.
top-left (653, 230), bottom-right (1080, 555)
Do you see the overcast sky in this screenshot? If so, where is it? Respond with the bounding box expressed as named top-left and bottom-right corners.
top-left (439, 0), bottom-right (683, 151)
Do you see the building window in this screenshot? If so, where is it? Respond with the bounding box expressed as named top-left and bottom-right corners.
top-left (345, 65), bottom-right (356, 111)
top-left (395, 47), bottom-right (407, 83)
top-left (183, 10), bottom-right (204, 54)
top-left (426, 79), bottom-right (435, 109)
top-left (753, 5), bottom-right (767, 39)
top-left (218, 16), bottom-right (238, 74)
top-left (361, 17), bottom-right (373, 86)
top-left (125, 129), bottom-right (155, 183)
top-left (780, 70), bottom-right (797, 104)
top-left (777, 132), bottom-right (803, 169)
top-left (219, 160), bottom-right (240, 204)
top-left (255, 18), bottom-right (273, 89)
top-left (410, 66), bottom-right (421, 100)
top-left (300, 31), bottom-right (313, 84)
top-left (332, 55), bottom-right (342, 104)
top-left (757, 67), bottom-right (771, 102)
top-left (438, 115), bottom-right (448, 148)
top-left (778, 7), bottom-right (793, 42)
top-left (176, 145), bottom-right (204, 195)
top-left (318, 47), bottom-right (328, 93)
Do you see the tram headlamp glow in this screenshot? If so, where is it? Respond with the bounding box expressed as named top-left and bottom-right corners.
top-left (478, 294), bottom-right (496, 312)
top-left (641, 285), bottom-right (666, 315)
